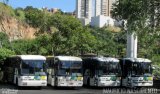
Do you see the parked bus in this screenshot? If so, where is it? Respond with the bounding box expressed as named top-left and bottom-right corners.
top-left (120, 58), bottom-right (153, 88)
top-left (46, 56), bottom-right (83, 87)
top-left (82, 56), bottom-right (121, 87)
top-left (3, 55), bottom-right (47, 88)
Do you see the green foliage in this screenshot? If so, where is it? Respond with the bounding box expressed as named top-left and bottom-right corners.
top-left (24, 6), bottom-right (45, 28)
top-left (74, 28), bottom-right (97, 55)
top-left (152, 65), bottom-right (160, 76)
top-left (35, 34), bottom-right (52, 55)
top-left (152, 55), bottom-right (160, 65)
top-left (49, 14), bottom-right (97, 55)
top-left (11, 34), bottom-right (52, 55)
top-left (12, 39), bottom-right (36, 54)
top-left (15, 8), bottom-right (25, 21)
top-left (0, 32), bottom-right (10, 48)
top-left (112, 0), bottom-right (159, 34)
top-left (0, 48), bottom-right (15, 63)
top-left (91, 27), bottom-right (126, 57)
top-left (112, 0), bottom-right (160, 61)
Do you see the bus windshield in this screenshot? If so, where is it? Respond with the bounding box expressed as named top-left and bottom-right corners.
top-left (21, 60), bottom-right (46, 75)
top-left (57, 69), bottom-right (82, 76)
top-left (132, 62), bottom-right (152, 76)
top-left (142, 63), bottom-right (152, 74)
top-left (60, 61), bottom-right (82, 69)
top-left (98, 62), bottom-right (121, 76)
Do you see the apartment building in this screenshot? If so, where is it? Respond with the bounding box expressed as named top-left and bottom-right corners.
top-left (95, 0), bottom-right (117, 17)
top-left (76, 0), bottom-right (92, 19)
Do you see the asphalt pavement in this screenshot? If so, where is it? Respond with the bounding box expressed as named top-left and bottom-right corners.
top-left (0, 84), bottom-right (159, 94)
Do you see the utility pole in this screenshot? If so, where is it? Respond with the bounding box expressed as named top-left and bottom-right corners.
top-left (126, 32), bottom-right (137, 58)
top-left (123, 20), bottom-right (137, 58)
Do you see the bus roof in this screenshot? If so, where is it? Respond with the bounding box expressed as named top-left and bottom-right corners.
top-left (88, 57), bottom-right (119, 62)
top-left (55, 56), bottom-right (82, 61)
top-left (11, 55), bottom-right (46, 60)
top-left (123, 58), bottom-right (151, 62)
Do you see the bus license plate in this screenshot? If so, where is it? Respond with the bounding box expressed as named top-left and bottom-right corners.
top-left (70, 83), bottom-right (73, 85)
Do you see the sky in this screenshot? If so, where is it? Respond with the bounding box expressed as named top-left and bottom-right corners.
top-left (1, 0), bottom-right (76, 12)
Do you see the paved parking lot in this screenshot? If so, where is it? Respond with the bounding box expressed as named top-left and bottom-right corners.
top-left (0, 84), bottom-right (159, 94)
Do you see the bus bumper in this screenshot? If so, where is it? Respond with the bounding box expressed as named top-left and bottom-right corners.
top-left (132, 82), bottom-right (153, 87)
top-left (57, 81), bottom-right (83, 87)
top-left (18, 80), bottom-right (47, 86)
top-left (97, 81), bottom-right (121, 87)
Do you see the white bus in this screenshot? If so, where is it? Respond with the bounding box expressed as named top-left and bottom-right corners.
top-left (82, 56), bottom-right (122, 87)
top-left (46, 56), bottom-right (83, 87)
top-left (120, 58), bottom-right (153, 88)
top-left (3, 55), bottom-right (47, 88)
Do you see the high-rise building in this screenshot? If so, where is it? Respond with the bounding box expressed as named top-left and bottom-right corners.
top-left (95, 0), bottom-right (116, 17)
top-left (95, 0), bottom-right (101, 16)
top-left (76, 0), bottom-right (92, 19)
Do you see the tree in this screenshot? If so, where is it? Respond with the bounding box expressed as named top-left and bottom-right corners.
top-left (91, 27), bottom-right (126, 57)
top-left (15, 8), bottom-right (26, 21)
top-left (112, 0), bottom-right (150, 34)
top-left (12, 39), bottom-right (36, 54)
top-left (24, 6), bottom-right (45, 28)
top-left (35, 34), bottom-right (52, 55)
top-left (112, 0), bottom-right (160, 62)
top-left (74, 27), bottom-right (97, 55)
top-left (112, 0), bottom-right (160, 34)
top-left (49, 14), bottom-right (97, 55)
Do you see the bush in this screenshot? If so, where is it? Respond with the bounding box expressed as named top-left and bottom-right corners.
top-left (0, 48), bottom-right (15, 64)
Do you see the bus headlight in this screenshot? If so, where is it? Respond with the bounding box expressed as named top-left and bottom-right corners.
top-left (148, 77), bottom-right (153, 81)
top-left (77, 77), bottom-right (83, 81)
top-left (41, 76), bottom-right (47, 80)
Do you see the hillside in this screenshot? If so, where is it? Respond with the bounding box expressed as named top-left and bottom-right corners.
top-left (0, 3), bottom-right (36, 41)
